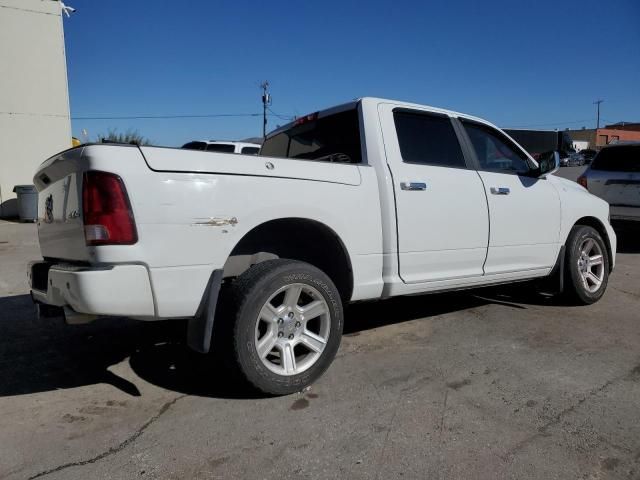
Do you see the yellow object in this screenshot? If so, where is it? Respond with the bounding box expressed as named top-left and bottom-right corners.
top-left (72, 137), bottom-right (81, 147)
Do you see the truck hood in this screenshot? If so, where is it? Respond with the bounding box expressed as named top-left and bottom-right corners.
top-left (139, 147), bottom-right (362, 186)
top-left (549, 174), bottom-right (587, 194)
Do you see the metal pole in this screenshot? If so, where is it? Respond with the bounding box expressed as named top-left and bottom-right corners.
top-left (261, 81), bottom-right (270, 140)
top-left (594, 99), bottom-right (603, 129)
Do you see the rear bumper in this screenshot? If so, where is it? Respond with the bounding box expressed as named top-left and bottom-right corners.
top-left (610, 205), bottom-right (640, 221)
top-left (29, 262), bottom-right (155, 318)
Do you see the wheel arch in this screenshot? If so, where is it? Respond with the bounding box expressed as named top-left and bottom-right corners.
top-left (226, 217), bottom-right (354, 302)
top-left (571, 216), bottom-right (614, 272)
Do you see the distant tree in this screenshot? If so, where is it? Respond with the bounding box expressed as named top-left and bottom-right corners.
top-left (96, 129), bottom-right (152, 146)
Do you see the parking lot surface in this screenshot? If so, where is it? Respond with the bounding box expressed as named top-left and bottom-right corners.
top-left (1, 219), bottom-right (639, 480)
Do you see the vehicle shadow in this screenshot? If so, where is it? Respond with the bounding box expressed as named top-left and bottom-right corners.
top-left (612, 221), bottom-right (640, 254)
top-left (0, 294), bottom-right (180, 398)
top-left (4, 226), bottom-right (634, 401)
top-left (0, 291), bottom-right (503, 400)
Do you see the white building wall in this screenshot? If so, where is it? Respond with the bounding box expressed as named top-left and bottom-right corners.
top-left (573, 141), bottom-right (590, 152)
top-left (0, 0), bottom-right (71, 217)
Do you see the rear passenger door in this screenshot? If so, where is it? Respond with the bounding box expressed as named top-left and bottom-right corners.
top-left (379, 105), bottom-right (490, 283)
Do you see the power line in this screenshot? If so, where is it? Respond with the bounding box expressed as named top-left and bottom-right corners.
top-left (72, 113), bottom-right (263, 120)
top-left (267, 107), bottom-right (294, 121)
top-left (504, 118), bottom-right (594, 129)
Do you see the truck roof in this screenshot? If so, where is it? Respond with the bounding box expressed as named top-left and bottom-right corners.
top-left (266, 97), bottom-right (499, 139)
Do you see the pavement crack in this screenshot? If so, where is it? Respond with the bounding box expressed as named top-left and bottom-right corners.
top-left (612, 286), bottom-right (640, 300)
top-left (503, 364), bottom-right (639, 460)
top-left (373, 354), bottom-right (422, 480)
top-left (27, 394), bottom-right (187, 480)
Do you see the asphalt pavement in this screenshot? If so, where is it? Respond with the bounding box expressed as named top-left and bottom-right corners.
top-left (1, 219), bottom-right (639, 480)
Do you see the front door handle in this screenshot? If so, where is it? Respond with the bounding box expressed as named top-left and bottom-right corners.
top-left (490, 187), bottom-right (510, 195)
top-left (401, 182), bottom-right (427, 191)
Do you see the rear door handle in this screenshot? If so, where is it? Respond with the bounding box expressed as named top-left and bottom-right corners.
top-left (400, 182), bottom-right (427, 191)
top-left (490, 187), bottom-right (510, 195)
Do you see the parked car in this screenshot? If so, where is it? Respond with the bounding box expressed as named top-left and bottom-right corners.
top-left (29, 97), bottom-right (616, 395)
top-left (566, 152), bottom-right (586, 167)
top-left (182, 140), bottom-right (261, 155)
top-left (578, 143), bottom-right (640, 221)
top-left (580, 149), bottom-right (598, 164)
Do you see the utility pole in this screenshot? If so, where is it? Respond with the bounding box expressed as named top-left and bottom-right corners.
top-left (261, 81), bottom-right (271, 140)
top-left (594, 99), bottom-right (604, 129)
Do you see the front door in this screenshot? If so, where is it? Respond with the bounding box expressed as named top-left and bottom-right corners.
top-left (380, 105), bottom-right (489, 284)
top-left (460, 120), bottom-right (561, 274)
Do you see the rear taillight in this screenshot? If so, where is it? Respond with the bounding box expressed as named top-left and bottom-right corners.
top-left (577, 175), bottom-right (588, 189)
top-left (82, 171), bottom-right (137, 245)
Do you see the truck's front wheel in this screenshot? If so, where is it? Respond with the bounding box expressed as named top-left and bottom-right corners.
top-left (563, 225), bottom-right (610, 304)
top-left (227, 259), bottom-right (343, 395)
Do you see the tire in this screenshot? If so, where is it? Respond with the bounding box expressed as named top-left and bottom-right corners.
top-left (225, 259), bottom-right (343, 395)
top-left (563, 225), bottom-right (609, 305)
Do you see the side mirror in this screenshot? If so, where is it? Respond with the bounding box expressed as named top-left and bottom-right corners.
top-left (533, 151), bottom-right (560, 177)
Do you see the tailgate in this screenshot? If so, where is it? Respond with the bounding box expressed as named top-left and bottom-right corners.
top-left (602, 179), bottom-right (640, 207)
top-left (589, 172), bottom-right (640, 207)
top-left (33, 147), bottom-right (89, 261)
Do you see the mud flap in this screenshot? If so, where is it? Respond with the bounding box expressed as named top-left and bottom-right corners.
top-left (187, 269), bottom-right (223, 354)
top-left (539, 246), bottom-right (565, 295)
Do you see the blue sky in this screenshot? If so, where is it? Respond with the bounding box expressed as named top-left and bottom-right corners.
top-left (64, 0), bottom-right (640, 146)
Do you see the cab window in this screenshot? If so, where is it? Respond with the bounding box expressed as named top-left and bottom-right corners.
top-left (393, 111), bottom-right (467, 168)
top-left (260, 108), bottom-right (362, 163)
top-left (463, 122), bottom-right (532, 175)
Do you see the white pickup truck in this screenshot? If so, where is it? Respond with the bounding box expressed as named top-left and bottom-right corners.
top-left (29, 97), bottom-right (616, 395)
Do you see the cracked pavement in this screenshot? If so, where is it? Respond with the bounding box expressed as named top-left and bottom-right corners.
top-left (1, 220), bottom-right (640, 480)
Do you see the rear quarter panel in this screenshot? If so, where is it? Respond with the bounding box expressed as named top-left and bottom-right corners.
top-left (52, 146), bottom-right (383, 316)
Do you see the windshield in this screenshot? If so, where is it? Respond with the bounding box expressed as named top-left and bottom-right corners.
top-left (182, 141), bottom-right (207, 150)
top-left (260, 108), bottom-right (362, 163)
top-left (241, 146), bottom-right (260, 155)
top-left (206, 143), bottom-right (235, 153)
top-left (591, 145), bottom-right (640, 172)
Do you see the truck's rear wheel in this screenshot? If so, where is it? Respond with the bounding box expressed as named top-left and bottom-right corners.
top-left (564, 225), bottom-right (609, 304)
top-left (227, 259), bottom-right (343, 395)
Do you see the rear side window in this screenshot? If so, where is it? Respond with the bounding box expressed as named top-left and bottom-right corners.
top-left (241, 146), bottom-right (260, 155)
top-left (206, 143), bottom-right (235, 153)
top-left (260, 108), bottom-right (362, 163)
top-left (463, 122), bottom-right (532, 175)
top-left (591, 146), bottom-right (640, 172)
top-left (182, 141), bottom-right (207, 150)
top-left (393, 111), bottom-right (466, 168)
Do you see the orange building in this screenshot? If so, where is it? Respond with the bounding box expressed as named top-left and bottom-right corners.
top-left (567, 123), bottom-right (640, 149)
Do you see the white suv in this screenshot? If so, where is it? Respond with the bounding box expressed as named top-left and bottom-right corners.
top-left (578, 143), bottom-right (640, 221)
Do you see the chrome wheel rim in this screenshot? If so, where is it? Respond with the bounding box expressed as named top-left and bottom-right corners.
top-left (254, 283), bottom-right (331, 376)
top-left (577, 238), bottom-right (605, 293)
